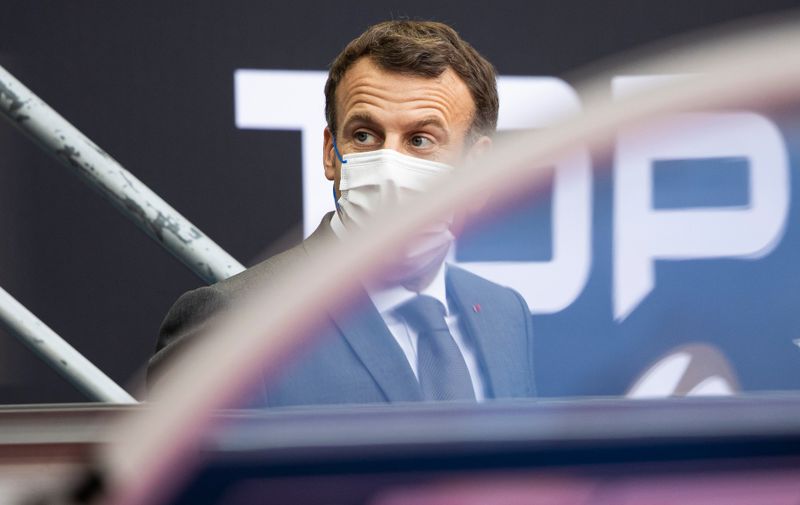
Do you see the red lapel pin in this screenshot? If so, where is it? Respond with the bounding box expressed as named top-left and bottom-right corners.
top-left (472, 303), bottom-right (481, 313)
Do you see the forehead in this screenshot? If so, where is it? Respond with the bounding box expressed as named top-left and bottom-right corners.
top-left (336, 57), bottom-right (474, 132)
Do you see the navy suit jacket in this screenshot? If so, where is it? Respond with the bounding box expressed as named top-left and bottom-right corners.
top-left (148, 213), bottom-right (536, 407)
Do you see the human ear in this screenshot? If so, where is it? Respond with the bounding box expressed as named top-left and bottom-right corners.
top-left (452, 135), bottom-right (494, 234)
top-left (466, 135), bottom-right (492, 160)
top-left (466, 135), bottom-right (493, 208)
top-left (323, 127), bottom-right (338, 181)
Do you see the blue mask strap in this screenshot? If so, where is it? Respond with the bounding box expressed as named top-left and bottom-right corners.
top-left (332, 136), bottom-right (346, 210)
top-left (333, 185), bottom-right (340, 211)
top-left (332, 136), bottom-right (347, 164)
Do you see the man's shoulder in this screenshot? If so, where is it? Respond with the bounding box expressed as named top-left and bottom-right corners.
top-left (215, 241), bottom-right (309, 296)
top-left (446, 264), bottom-right (507, 293)
top-left (446, 264), bottom-right (531, 314)
top-left (148, 235), bottom-right (312, 386)
top-left (216, 212), bottom-right (335, 297)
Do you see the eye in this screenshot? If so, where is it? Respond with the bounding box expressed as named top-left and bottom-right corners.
top-left (354, 131), bottom-right (375, 144)
top-left (410, 135), bottom-right (434, 148)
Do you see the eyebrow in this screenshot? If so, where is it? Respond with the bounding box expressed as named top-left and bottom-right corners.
top-left (410, 116), bottom-right (447, 131)
top-left (341, 113), bottom-right (450, 142)
top-left (342, 112), bottom-right (379, 129)
top-left (411, 116), bottom-right (450, 144)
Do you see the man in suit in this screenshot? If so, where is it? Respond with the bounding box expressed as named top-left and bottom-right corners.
top-left (148, 20), bottom-right (535, 406)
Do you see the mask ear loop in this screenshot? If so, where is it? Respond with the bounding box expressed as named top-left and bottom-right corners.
top-left (333, 185), bottom-right (340, 211)
top-left (332, 136), bottom-right (347, 164)
top-left (332, 136), bottom-right (347, 210)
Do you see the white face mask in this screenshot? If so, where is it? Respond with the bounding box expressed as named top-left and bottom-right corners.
top-left (336, 148), bottom-right (456, 288)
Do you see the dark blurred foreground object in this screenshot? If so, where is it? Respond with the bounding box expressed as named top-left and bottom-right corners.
top-left (5, 396), bottom-right (800, 504)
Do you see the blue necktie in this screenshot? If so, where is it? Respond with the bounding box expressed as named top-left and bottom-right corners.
top-left (397, 295), bottom-right (476, 401)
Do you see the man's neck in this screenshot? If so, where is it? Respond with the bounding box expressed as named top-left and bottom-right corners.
top-left (328, 211), bottom-right (449, 313)
top-left (368, 261), bottom-right (448, 316)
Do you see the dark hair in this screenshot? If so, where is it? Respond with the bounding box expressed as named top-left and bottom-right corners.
top-left (324, 20), bottom-right (498, 141)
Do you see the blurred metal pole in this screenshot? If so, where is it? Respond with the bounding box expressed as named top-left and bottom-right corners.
top-left (0, 64), bottom-right (246, 402)
top-left (0, 286), bottom-right (136, 403)
top-left (0, 64), bottom-right (245, 283)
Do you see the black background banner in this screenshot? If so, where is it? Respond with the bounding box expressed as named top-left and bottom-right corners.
top-left (0, 0), bottom-right (796, 403)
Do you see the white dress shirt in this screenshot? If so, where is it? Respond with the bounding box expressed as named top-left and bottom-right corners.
top-left (330, 211), bottom-right (486, 400)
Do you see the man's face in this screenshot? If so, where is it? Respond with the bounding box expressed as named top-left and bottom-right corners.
top-left (323, 57), bottom-right (490, 196)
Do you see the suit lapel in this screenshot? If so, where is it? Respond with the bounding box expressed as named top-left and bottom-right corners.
top-left (304, 213), bottom-right (422, 402)
top-left (301, 214), bottom-right (529, 401)
top-left (329, 295), bottom-right (423, 402)
top-left (446, 266), bottom-right (524, 399)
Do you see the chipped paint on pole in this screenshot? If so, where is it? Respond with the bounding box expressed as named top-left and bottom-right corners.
top-left (0, 286), bottom-right (136, 403)
top-left (0, 64), bottom-right (246, 401)
top-left (0, 64), bottom-right (245, 283)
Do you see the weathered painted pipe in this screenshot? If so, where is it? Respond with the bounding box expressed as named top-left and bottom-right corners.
top-left (0, 64), bottom-right (245, 283)
top-left (0, 64), bottom-right (246, 402)
top-left (0, 285), bottom-right (136, 403)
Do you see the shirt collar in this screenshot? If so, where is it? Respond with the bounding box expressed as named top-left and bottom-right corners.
top-left (367, 262), bottom-right (448, 316)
